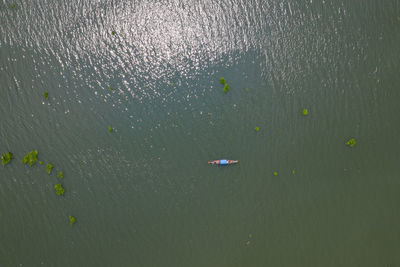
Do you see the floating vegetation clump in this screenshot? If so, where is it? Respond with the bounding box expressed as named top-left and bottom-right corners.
top-left (291, 170), bottom-right (295, 175)
top-left (109, 86), bottom-right (113, 91)
top-left (57, 171), bottom-right (64, 179)
top-left (245, 88), bottom-right (249, 92)
top-left (54, 184), bottom-right (65, 196)
top-left (223, 84), bottom-right (230, 93)
top-left (9, 3), bottom-right (15, 8)
top-left (39, 161), bottom-right (43, 165)
top-left (44, 92), bottom-right (48, 99)
top-left (218, 77), bottom-right (230, 93)
top-left (273, 171), bottom-right (278, 176)
top-left (254, 126), bottom-right (260, 132)
top-left (69, 216), bottom-right (76, 226)
top-left (22, 150), bottom-right (38, 166)
top-left (111, 31), bottom-right (116, 35)
top-left (245, 233), bottom-right (252, 246)
top-left (1, 152), bottom-right (13, 166)
top-left (108, 126), bottom-right (113, 132)
top-left (46, 164), bottom-right (53, 174)
top-left (302, 109), bottom-right (309, 116)
top-left (346, 138), bottom-right (356, 147)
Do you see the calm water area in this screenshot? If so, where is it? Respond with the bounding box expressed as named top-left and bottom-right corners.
top-left (1, 0), bottom-right (400, 266)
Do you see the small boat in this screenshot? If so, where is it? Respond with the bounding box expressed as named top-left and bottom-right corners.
top-left (208, 159), bottom-right (239, 165)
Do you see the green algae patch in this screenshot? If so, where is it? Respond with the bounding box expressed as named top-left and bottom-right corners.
top-left (254, 126), bottom-right (260, 132)
top-left (223, 84), bottom-right (230, 93)
top-left (39, 161), bottom-right (43, 165)
top-left (46, 164), bottom-right (53, 174)
top-left (245, 88), bottom-right (249, 92)
top-left (54, 184), bottom-right (65, 196)
top-left (1, 152), bottom-right (13, 166)
top-left (44, 92), bottom-right (48, 99)
top-left (69, 215), bottom-right (76, 226)
top-left (302, 109), bottom-right (309, 116)
top-left (273, 171), bottom-right (278, 176)
top-left (22, 150), bottom-right (38, 167)
top-left (111, 31), bottom-right (116, 35)
top-left (57, 171), bottom-right (64, 179)
top-left (109, 86), bottom-right (114, 91)
top-left (346, 138), bottom-right (356, 148)
top-left (9, 3), bottom-right (15, 8)
top-left (245, 233), bottom-right (252, 246)
top-left (291, 170), bottom-right (295, 175)
top-left (219, 77), bottom-right (229, 93)
top-left (108, 126), bottom-right (113, 132)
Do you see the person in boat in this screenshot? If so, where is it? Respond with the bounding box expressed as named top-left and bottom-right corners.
top-left (208, 159), bottom-right (239, 165)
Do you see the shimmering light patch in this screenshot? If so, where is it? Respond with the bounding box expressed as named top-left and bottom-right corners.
top-left (51, 0), bottom-right (265, 102)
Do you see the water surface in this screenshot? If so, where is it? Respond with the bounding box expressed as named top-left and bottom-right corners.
top-left (1, 0), bottom-right (400, 266)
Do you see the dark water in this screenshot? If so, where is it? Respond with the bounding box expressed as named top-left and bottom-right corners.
top-left (1, 0), bottom-right (400, 266)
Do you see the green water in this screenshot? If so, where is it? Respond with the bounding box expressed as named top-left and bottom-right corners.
top-left (1, 0), bottom-right (400, 266)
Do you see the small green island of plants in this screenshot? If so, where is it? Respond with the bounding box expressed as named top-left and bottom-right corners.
top-left (46, 164), bottom-right (53, 174)
top-left (54, 184), bottom-right (65, 196)
top-left (219, 77), bottom-right (230, 93)
top-left (223, 84), bottom-right (230, 93)
top-left (57, 171), bottom-right (64, 178)
top-left (346, 138), bottom-right (356, 147)
top-left (245, 233), bottom-right (252, 246)
top-left (22, 150), bottom-right (39, 166)
top-left (1, 152), bottom-right (13, 166)
top-left (69, 215), bottom-right (76, 226)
